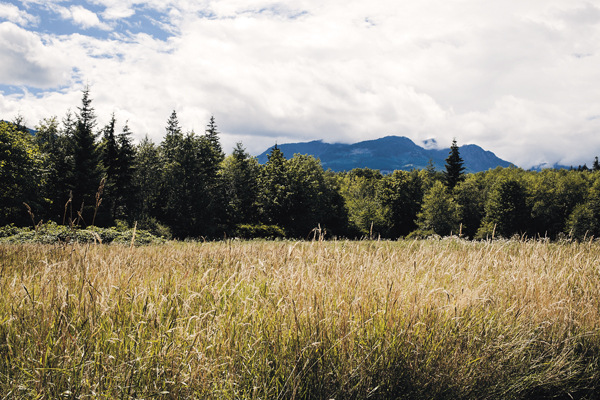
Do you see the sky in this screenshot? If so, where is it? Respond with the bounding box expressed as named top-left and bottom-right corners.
top-left (0, 0), bottom-right (599, 168)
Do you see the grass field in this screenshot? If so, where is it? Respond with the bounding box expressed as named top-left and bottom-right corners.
top-left (1, 238), bottom-right (600, 399)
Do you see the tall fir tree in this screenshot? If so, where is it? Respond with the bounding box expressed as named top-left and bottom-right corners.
top-left (221, 142), bottom-right (260, 226)
top-left (114, 122), bottom-right (136, 220)
top-left (99, 113), bottom-right (118, 224)
top-left (162, 110), bottom-right (182, 162)
top-left (443, 138), bottom-right (466, 191)
top-left (205, 115), bottom-right (223, 159)
top-left (132, 136), bottom-right (161, 224)
top-left (71, 86), bottom-right (104, 223)
top-left (257, 145), bottom-right (289, 228)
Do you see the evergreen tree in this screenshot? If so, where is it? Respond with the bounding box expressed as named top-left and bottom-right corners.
top-left (205, 115), bottom-right (223, 159)
top-left (34, 117), bottom-right (72, 222)
top-left (221, 143), bottom-right (260, 226)
top-left (114, 122), bottom-right (136, 220)
top-left (102, 113), bottom-right (118, 180)
top-left (162, 110), bottom-right (182, 162)
top-left (257, 145), bottom-right (289, 228)
top-left (132, 136), bottom-right (161, 225)
top-left (71, 86), bottom-right (104, 222)
top-left (593, 157), bottom-right (600, 172)
top-left (159, 115), bottom-right (225, 238)
top-left (444, 139), bottom-right (465, 190)
top-left (99, 113), bottom-right (118, 224)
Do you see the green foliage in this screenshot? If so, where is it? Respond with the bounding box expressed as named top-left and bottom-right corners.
top-left (257, 145), bottom-right (289, 227)
top-left (339, 169), bottom-right (385, 237)
top-left (0, 121), bottom-right (45, 226)
top-left (527, 169), bottom-right (588, 237)
top-left (0, 221), bottom-right (164, 245)
top-left (71, 86), bottom-right (104, 213)
top-left (416, 180), bottom-right (459, 237)
top-left (476, 176), bottom-right (530, 239)
top-left (220, 143), bottom-right (260, 225)
top-left (7, 90), bottom-right (600, 241)
top-left (454, 175), bottom-right (485, 239)
top-left (376, 170), bottom-right (423, 237)
top-left (233, 223), bottom-right (286, 239)
top-left (132, 136), bottom-right (161, 223)
top-left (565, 178), bottom-right (600, 240)
top-left (159, 114), bottom-right (225, 238)
top-left (34, 116), bottom-right (74, 223)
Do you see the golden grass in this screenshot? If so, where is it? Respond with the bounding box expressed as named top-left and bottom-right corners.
top-left (1, 238), bottom-right (599, 399)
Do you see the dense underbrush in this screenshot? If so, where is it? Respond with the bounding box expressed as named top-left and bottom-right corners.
top-left (0, 221), bottom-right (165, 245)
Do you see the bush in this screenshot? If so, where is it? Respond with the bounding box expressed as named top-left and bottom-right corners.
top-left (0, 222), bottom-right (165, 245)
top-left (233, 224), bottom-right (286, 239)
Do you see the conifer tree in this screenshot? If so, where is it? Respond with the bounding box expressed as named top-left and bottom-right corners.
top-left (162, 110), bottom-right (182, 162)
top-left (102, 113), bottom-right (118, 181)
top-left (34, 117), bottom-right (73, 222)
top-left (221, 142), bottom-right (260, 226)
top-left (444, 138), bottom-right (465, 190)
top-left (114, 122), bottom-right (136, 220)
top-left (258, 145), bottom-right (289, 228)
top-left (72, 86), bottom-right (104, 221)
top-left (205, 115), bottom-right (223, 159)
top-left (133, 136), bottom-right (161, 224)
top-left (99, 113), bottom-right (118, 223)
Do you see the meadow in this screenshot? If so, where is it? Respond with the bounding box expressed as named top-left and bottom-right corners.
top-left (1, 238), bottom-right (599, 399)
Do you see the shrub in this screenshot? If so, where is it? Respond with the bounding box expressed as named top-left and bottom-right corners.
top-left (233, 223), bottom-right (286, 239)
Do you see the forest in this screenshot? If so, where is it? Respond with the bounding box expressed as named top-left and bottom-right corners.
top-left (2, 87), bottom-right (600, 241)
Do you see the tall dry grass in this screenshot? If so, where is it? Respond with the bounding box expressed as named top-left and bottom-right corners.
top-left (1, 238), bottom-right (599, 399)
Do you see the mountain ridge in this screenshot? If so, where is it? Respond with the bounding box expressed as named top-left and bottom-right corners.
top-left (257, 136), bottom-right (513, 173)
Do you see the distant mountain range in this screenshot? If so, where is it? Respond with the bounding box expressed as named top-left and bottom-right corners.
top-left (257, 136), bottom-right (513, 173)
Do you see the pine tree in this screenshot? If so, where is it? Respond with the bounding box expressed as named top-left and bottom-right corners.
top-left (205, 115), bottom-right (223, 159)
top-left (221, 142), bottom-right (260, 226)
top-left (593, 157), bottom-right (600, 172)
top-left (258, 145), bottom-right (289, 228)
top-left (162, 110), bottom-right (182, 162)
top-left (99, 113), bottom-right (118, 223)
top-left (443, 138), bottom-right (465, 191)
top-left (71, 86), bottom-right (104, 222)
top-left (102, 113), bottom-right (118, 180)
top-left (114, 122), bottom-right (136, 220)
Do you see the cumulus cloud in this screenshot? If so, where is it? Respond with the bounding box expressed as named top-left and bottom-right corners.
top-left (0, 2), bottom-right (39, 26)
top-left (52, 4), bottom-right (112, 30)
top-left (0, 22), bottom-right (71, 87)
top-left (1, 0), bottom-right (600, 168)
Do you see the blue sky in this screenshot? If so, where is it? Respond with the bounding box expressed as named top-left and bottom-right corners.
top-left (1, 0), bottom-right (600, 168)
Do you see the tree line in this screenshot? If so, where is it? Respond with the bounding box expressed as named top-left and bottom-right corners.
top-left (2, 88), bottom-right (600, 240)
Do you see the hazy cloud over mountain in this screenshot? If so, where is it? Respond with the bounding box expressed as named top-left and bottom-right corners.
top-left (1, 0), bottom-right (599, 168)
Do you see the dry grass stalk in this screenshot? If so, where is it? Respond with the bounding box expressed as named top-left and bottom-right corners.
top-left (1, 238), bottom-right (599, 398)
top-left (92, 178), bottom-right (105, 227)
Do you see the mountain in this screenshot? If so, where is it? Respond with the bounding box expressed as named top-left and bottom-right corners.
top-left (257, 136), bottom-right (513, 173)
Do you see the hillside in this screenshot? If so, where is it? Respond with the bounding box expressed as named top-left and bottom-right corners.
top-left (257, 136), bottom-right (512, 173)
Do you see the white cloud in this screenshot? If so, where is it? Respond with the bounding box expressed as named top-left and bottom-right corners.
top-left (53, 4), bottom-right (112, 30)
top-left (0, 22), bottom-right (71, 87)
top-left (0, 2), bottom-right (39, 26)
top-left (1, 0), bottom-right (600, 168)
